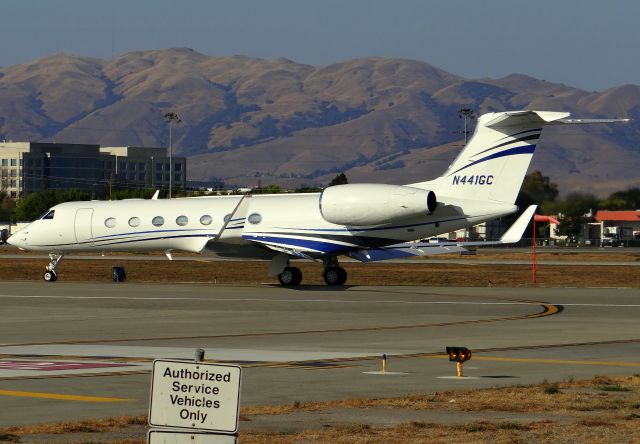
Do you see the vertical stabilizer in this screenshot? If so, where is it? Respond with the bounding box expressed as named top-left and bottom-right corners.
top-left (411, 111), bottom-right (571, 204)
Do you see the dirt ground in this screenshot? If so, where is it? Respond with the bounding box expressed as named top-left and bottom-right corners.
top-left (0, 254), bottom-right (638, 287)
top-left (2, 375), bottom-right (639, 443)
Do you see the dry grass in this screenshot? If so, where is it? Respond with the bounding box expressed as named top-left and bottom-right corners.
top-left (241, 375), bottom-right (640, 416)
top-left (4, 377), bottom-right (638, 443)
top-left (0, 256), bottom-right (639, 287)
top-left (239, 419), bottom-right (640, 444)
top-left (427, 250), bottom-right (640, 263)
top-left (2, 414), bottom-right (147, 435)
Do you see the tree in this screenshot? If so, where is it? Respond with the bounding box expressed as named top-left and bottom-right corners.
top-left (545, 192), bottom-right (598, 238)
top-left (598, 188), bottom-right (640, 210)
top-left (327, 173), bottom-right (348, 187)
top-left (518, 171), bottom-right (559, 209)
top-left (294, 186), bottom-right (322, 193)
top-left (0, 190), bottom-right (15, 222)
top-left (251, 184), bottom-right (283, 194)
top-left (110, 188), bottom-right (161, 200)
top-left (504, 171), bottom-right (559, 236)
top-left (13, 189), bottom-right (92, 222)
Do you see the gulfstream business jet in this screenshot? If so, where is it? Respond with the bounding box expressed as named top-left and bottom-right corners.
top-left (8, 110), bottom-right (627, 285)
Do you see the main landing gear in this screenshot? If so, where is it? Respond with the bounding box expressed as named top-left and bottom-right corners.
top-left (322, 256), bottom-right (347, 286)
top-left (323, 266), bottom-right (347, 286)
top-left (277, 266), bottom-right (302, 286)
top-left (44, 253), bottom-right (64, 282)
top-left (270, 254), bottom-right (348, 287)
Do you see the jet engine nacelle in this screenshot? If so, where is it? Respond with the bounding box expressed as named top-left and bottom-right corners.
top-left (319, 184), bottom-right (437, 226)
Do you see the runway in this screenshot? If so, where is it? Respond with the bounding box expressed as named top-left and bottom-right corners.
top-left (0, 282), bottom-right (639, 426)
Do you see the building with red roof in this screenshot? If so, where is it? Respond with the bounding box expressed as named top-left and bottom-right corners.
top-left (593, 210), bottom-right (640, 245)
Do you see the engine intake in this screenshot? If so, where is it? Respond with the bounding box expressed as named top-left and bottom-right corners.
top-left (319, 184), bottom-right (437, 226)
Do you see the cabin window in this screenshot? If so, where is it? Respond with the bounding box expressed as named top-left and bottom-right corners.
top-left (128, 217), bottom-right (141, 227)
top-left (248, 213), bottom-right (262, 224)
top-left (223, 214), bottom-right (232, 223)
top-left (104, 217), bottom-right (117, 228)
top-left (176, 215), bottom-right (188, 226)
top-left (200, 215), bottom-right (213, 226)
top-left (41, 210), bottom-right (55, 220)
top-left (152, 216), bottom-right (165, 227)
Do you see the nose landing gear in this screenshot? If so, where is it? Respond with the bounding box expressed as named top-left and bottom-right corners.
top-left (44, 253), bottom-right (64, 282)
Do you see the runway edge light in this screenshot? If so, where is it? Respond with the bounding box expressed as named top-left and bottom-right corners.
top-left (446, 347), bottom-right (472, 377)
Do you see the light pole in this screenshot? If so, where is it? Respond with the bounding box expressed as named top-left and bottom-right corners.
top-left (164, 112), bottom-right (181, 199)
top-left (458, 108), bottom-right (475, 145)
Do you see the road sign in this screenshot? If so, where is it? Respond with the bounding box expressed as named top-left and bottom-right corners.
top-left (149, 359), bottom-right (241, 433)
top-left (148, 429), bottom-right (237, 443)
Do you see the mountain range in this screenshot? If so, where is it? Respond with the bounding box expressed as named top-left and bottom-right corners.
top-left (1, 48), bottom-right (638, 196)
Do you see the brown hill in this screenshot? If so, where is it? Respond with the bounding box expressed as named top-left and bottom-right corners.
top-left (0, 49), bottom-right (638, 196)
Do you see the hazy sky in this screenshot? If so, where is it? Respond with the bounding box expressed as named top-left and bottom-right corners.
top-left (1, 0), bottom-right (638, 91)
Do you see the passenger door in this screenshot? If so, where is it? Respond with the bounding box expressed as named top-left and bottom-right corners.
top-left (74, 208), bottom-right (94, 245)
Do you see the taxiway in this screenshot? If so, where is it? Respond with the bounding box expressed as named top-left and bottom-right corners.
top-left (0, 282), bottom-right (638, 426)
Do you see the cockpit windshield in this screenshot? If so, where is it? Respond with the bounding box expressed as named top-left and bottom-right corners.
top-left (40, 210), bottom-right (55, 220)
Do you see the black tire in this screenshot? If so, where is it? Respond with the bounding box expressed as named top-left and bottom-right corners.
top-left (44, 270), bottom-right (57, 282)
top-left (324, 266), bottom-right (347, 286)
top-left (278, 267), bottom-right (302, 286)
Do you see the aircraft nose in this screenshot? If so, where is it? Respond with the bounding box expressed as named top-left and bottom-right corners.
top-left (7, 231), bottom-right (27, 249)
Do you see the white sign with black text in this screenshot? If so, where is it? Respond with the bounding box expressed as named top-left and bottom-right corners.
top-left (148, 429), bottom-right (237, 443)
top-left (149, 359), bottom-right (241, 433)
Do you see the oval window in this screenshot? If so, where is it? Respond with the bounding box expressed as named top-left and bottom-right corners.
top-left (223, 214), bottom-right (232, 223)
top-left (247, 213), bottom-right (262, 224)
top-left (128, 217), bottom-right (141, 227)
top-left (104, 217), bottom-right (117, 228)
top-left (152, 216), bottom-right (165, 227)
top-left (200, 215), bottom-right (213, 226)
top-left (176, 215), bottom-right (188, 226)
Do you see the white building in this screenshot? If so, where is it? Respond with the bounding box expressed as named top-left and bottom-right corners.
top-left (0, 142), bottom-right (186, 198)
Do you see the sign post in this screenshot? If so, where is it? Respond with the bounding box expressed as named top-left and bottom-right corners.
top-left (149, 359), bottom-right (241, 435)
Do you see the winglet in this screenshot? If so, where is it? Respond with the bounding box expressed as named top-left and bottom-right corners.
top-left (500, 205), bottom-right (537, 243)
top-left (151, 190), bottom-right (160, 200)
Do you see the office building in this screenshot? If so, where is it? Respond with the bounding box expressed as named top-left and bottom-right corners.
top-left (0, 142), bottom-right (186, 198)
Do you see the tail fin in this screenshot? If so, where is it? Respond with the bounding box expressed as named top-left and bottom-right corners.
top-left (411, 110), bottom-right (628, 205)
top-left (412, 111), bottom-right (571, 204)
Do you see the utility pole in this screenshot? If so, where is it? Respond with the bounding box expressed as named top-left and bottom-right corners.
top-left (458, 108), bottom-right (476, 145)
top-left (163, 112), bottom-right (181, 199)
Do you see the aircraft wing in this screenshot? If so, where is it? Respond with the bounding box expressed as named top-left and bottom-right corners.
top-left (348, 205), bottom-right (537, 263)
top-left (259, 243), bottom-right (317, 260)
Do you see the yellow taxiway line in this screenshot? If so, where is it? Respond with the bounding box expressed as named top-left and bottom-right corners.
top-left (0, 389), bottom-right (131, 402)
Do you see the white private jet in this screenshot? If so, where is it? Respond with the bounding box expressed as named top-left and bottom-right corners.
top-left (7, 110), bottom-right (627, 285)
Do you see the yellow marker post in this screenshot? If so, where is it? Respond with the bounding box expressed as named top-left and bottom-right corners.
top-left (446, 346), bottom-right (472, 378)
top-left (381, 354), bottom-right (387, 372)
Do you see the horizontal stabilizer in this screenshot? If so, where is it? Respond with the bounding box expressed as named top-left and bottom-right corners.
top-left (500, 205), bottom-right (537, 243)
top-left (554, 118), bottom-right (631, 125)
top-left (485, 111), bottom-right (570, 128)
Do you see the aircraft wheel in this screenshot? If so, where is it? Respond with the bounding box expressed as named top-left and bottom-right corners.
top-left (278, 267), bottom-right (302, 286)
top-left (44, 270), bottom-right (58, 282)
top-left (324, 266), bottom-right (347, 286)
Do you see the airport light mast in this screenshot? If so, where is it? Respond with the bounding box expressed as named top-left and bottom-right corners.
top-left (164, 112), bottom-right (181, 199)
top-left (458, 108), bottom-right (475, 146)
